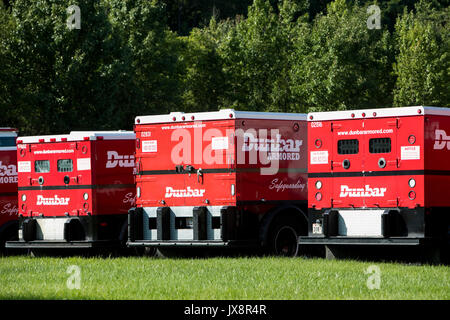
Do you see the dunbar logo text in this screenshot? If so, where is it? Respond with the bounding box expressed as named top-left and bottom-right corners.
top-left (165, 187), bottom-right (205, 198)
top-left (0, 162), bottom-right (17, 183)
top-left (433, 129), bottom-right (450, 150)
top-left (36, 195), bottom-right (70, 206)
top-left (106, 151), bottom-right (135, 168)
top-left (340, 185), bottom-right (387, 198)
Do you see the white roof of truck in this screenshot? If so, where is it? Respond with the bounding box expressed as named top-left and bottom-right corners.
top-left (136, 109), bottom-right (307, 124)
top-left (0, 128), bottom-right (17, 137)
top-left (308, 106), bottom-right (450, 121)
top-left (18, 131), bottom-right (135, 144)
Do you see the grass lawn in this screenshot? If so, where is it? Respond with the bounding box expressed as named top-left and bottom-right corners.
top-left (0, 256), bottom-right (448, 300)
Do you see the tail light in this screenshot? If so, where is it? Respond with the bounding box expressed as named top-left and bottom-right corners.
top-left (315, 180), bottom-right (322, 190)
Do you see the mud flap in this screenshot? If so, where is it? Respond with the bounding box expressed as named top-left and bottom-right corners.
top-left (220, 206), bottom-right (236, 241)
top-left (193, 207), bottom-right (207, 240)
top-left (128, 207), bottom-right (143, 242)
top-left (157, 207), bottom-right (171, 240)
top-left (22, 219), bottom-right (36, 242)
top-left (64, 218), bottom-right (85, 242)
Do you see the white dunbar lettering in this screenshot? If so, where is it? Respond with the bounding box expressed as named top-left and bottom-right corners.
top-left (433, 129), bottom-right (450, 150)
top-left (36, 195), bottom-right (70, 206)
top-left (106, 151), bottom-right (135, 168)
top-left (165, 187), bottom-right (205, 198)
top-left (339, 185), bottom-right (387, 198)
top-left (0, 162), bottom-right (17, 184)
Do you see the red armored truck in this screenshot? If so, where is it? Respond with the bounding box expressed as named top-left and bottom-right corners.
top-left (0, 128), bottom-right (18, 252)
top-left (301, 106), bottom-right (449, 262)
top-left (6, 131), bottom-right (136, 251)
top-left (128, 109), bottom-right (308, 256)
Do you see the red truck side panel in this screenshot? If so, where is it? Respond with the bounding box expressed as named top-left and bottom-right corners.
top-left (424, 115), bottom-right (450, 207)
top-left (0, 147), bottom-right (18, 230)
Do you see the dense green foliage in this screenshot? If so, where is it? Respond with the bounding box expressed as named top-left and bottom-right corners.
top-left (0, 0), bottom-right (448, 135)
top-left (0, 256), bottom-right (449, 299)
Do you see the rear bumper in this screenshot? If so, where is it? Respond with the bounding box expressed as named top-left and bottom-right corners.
top-left (298, 237), bottom-right (423, 246)
top-left (127, 240), bottom-right (257, 248)
top-left (5, 240), bottom-right (120, 249)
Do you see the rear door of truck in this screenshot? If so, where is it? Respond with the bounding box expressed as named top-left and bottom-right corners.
top-left (136, 118), bottom-right (236, 207)
top-left (18, 139), bottom-right (90, 219)
top-left (330, 119), bottom-right (366, 208)
top-left (0, 132), bottom-right (18, 225)
top-left (361, 116), bottom-right (399, 208)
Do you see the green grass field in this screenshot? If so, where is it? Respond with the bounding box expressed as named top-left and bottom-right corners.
top-left (0, 256), bottom-right (448, 300)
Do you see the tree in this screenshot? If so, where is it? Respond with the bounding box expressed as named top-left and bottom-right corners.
top-left (217, 0), bottom-right (297, 112)
top-left (179, 18), bottom-right (228, 112)
top-left (0, 2), bottom-right (16, 127)
top-left (1, 0), bottom-right (183, 135)
top-left (393, 1), bottom-right (449, 107)
top-left (105, 0), bottom-right (184, 116)
top-left (289, 0), bottom-right (395, 112)
top-left (1, 0), bottom-right (133, 134)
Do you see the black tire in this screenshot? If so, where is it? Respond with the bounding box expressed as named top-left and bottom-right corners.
top-left (267, 217), bottom-right (300, 257)
top-left (422, 243), bottom-right (449, 265)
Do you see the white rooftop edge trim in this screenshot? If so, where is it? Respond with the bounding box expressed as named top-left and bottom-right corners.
top-left (308, 106), bottom-right (450, 121)
top-left (0, 131), bottom-right (17, 137)
top-left (136, 109), bottom-right (307, 124)
top-left (18, 131), bottom-right (135, 144)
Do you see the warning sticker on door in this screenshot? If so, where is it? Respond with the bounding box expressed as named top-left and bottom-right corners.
top-left (77, 158), bottom-right (91, 171)
top-left (401, 146), bottom-right (420, 160)
top-left (142, 140), bottom-right (157, 153)
top-left (310, 151), bottom-right (328, 164)
top-left (211, 137), bottom-right (228, 150)
top-left (17, 161), bottom-right (31, 173)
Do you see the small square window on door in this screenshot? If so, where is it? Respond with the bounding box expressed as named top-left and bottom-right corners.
top-left (35, 160), bottom-right (50, 173)
top-left (57, 159), bottom-right (73, 172)
top-left (369, 138), bottom-right (391, 153)
top-left (338, 139), bottom-right (359, 155)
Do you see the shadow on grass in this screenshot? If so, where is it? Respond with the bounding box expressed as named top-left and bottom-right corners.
top-left (6, 244), bottom-right (448, 266)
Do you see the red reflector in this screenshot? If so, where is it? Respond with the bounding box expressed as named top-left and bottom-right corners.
top-left (97, 136), bottom-right (104, 140)
top-left (314, 139), bottom-right (322, 148)
top-left (83, 137), bottom-right (89, 141)
top-left (362, 112), bottom-right (366, 117)
top-left (351, 113), bottom-right (355, 118)
top-left (39, 139), bottom-right (44, 143)
top-left (136, 118), bottom-right (140, 123)
top-left (191, 116), bottom-right (195, 120)
top-left (373, 112), bottom-right (377, 117)
top-left (182, 116), bottom-right (185, 121)
top-left (50, 138), bottom-right (56, 142)
top-left (309, 115), bottom-right (313, 120)
top-left (408, 191), bottom-right (416, 200)
top-left (417, 109), bottom-right (422, 114)
top-left (17, 140), bottom-right (23, 144)
top-left (229, 113), bottom-right (233, 118)
top-left (172, 117), bottom-right (176, 121)
top-left (61, 137), bottom-right (67, 142)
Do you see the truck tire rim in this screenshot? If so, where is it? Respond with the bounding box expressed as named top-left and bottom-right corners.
top-left (274, 226), bottom-right (298, 256)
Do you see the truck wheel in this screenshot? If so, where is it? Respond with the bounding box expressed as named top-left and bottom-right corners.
top-left (423, 243), bottom-right (448, 265)
top-left (268, 217), bottom-right (299, 257)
